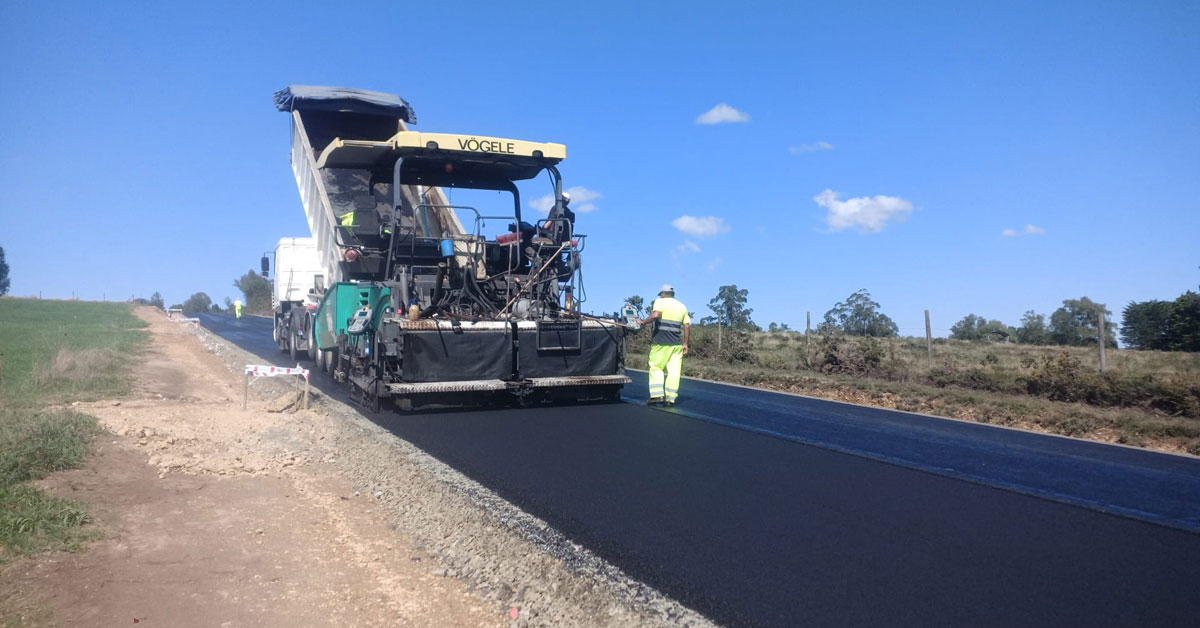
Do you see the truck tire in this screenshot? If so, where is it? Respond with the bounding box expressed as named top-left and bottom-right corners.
top-left (307, 317), bottom-right (318, 362)
top-left (288, 332), bottom-right (297, 361)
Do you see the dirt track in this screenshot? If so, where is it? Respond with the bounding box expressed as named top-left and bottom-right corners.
top-left (1, 308), bottom-right (706, 627)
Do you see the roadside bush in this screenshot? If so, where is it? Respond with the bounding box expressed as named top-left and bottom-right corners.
top-left (626, 325), bottom-right (650, 357)
top-left (689, 326), bottom-right (756, 364)
top-left (812, 333), bottom-right (888, 376)
top-left (1020, 352), bottom-right (1200, 417)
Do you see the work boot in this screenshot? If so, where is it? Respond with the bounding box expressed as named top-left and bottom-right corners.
top-left (647, 396), bottom-right (664, 406)
top-left (664, 400), bottom-right (675, 408)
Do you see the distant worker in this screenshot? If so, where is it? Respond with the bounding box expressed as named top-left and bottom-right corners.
top-left (638, 284), bottom-right (690, 406)
top-left (234, 299), bottom-right (244, 319)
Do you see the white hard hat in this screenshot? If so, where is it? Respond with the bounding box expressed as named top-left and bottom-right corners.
top-left (561, 191), bottom-right (571, 204)
top-left (659, 284), bottom-right (674, 294)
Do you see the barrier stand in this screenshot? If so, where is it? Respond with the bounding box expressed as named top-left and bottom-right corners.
top-left (243, 364), bottom-right (312, 411)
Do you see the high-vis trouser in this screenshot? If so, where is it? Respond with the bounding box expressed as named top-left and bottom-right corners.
top-left (648, 343), bottom-right (684, 402)
top-left (235, 304), bottom-right (243, 319)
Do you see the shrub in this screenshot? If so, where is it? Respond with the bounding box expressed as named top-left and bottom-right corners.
top-left (811, 333), bottom-right (887, 376)
top-left (689, 326), bottom-right (756, 364)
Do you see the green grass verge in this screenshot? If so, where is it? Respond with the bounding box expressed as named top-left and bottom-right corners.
top-left (0, 298), bottom-right (147, 408)
top-left (0, 299), bottom-right (148, 563)
top-left (0, 409), bottom-right (101, 562)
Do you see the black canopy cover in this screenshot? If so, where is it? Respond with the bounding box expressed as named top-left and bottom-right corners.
top-left (273, 85), bottom-right (417, 124)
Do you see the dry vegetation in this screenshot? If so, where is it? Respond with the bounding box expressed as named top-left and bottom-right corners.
top-left (628, 326), bottom-right (1200, 454)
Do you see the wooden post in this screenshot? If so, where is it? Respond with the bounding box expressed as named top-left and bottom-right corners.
top-left (717, 316), bottom-right (723, 353)
top-left (805, 311), bottom-right (811, 367)
top-left (243, 371), bottom-right (249, 410)
top-left (1098, 310), bottom-right (1108, 373)
top-left (925, 309), bottom-right (933, 368)
top-left (302, 376), bottom-right (310, 410)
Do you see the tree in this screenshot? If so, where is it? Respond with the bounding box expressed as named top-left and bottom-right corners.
top-left (233, 270), bottom-right (273, 315)
top-left (1123, 291), bottom-right (1200, 351)
top-left (181, 292), bottom-right (212, 313)
top-left (149, 292), bottom-right (165, 309)
top-left (0, 245), bottom-right (9, 296)
top-left (1120, 300), bottom-right (1173, 350)
top-left (950, 314), bottom-right (985, 340)
top-left (1015, 310), bottom-right (1051, 345)
top-left (1048, 297), bottom-right (1116, 347)
top-left (768, 322), bottom-right (790, 332)
top-left (1166, 291), bottom-right (1200, 351)
top-left (704, 285), bottom-right (756, 329)
top-left (210, 303), bottom-right (223, 313)
top-left (951, 314), bottom-right (1012, 341)
top-left (823, 289), bottom-right (898, 337)
top-left (624, 295), bottom-right (645, 316)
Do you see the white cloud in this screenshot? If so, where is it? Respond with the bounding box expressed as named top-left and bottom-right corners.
top-left (788, 141), bottom-right (834, 153)
top-left (528, 186), bottom-right (603, 214)
top-left (813, 189), bottom-right (913, 234)
top-left (672, 215), bottom-right (730, 237)
top-left (695, 103), bottom-right (750, 125)
top-left (1001, 224), bottom-right (1047, 237)
top-left (705, 257), bottom-right (723, 272)
top-left (671, 240), bottom-right (702, 261)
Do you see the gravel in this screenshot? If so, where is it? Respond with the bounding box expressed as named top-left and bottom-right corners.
top-left (188, 324), bottom-right (717, 628)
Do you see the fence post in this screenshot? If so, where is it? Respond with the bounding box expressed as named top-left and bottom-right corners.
top-left (925, 309), bottom-right (933, 368)
top-left (1098, 310), bottom-right (1108, 373)
top-left (243, 371), bottom-right (249, 410)
top-left (805, 311), bottom-right (811, 367)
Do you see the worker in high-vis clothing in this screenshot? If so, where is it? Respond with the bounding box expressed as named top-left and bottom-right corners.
top-left (638, 285), bottom-right (690, 406)
top-left (234, 299), bottom-right (244, 319)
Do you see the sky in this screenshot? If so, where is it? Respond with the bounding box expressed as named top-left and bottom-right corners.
top-left (1, 1), bottom-right (1197, 336)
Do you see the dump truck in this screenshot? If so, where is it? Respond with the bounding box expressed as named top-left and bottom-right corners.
top-left (268, 237), bottom-right (323, 361)
top-left (272, 85), bottom-right (628, 410)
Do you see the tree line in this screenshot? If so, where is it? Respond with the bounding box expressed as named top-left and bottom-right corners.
top-left (131, 270), bottom-right (274, 315)
top-left (620, 285), bottom-right (1200, 352)
top-left (952, 296), bottom-right (1117, 347)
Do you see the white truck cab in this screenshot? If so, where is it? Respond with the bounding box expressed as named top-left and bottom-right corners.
top-left (270, 237), bottom-right (323, 359)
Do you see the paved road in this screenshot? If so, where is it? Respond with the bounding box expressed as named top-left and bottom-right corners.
top-left (200, 313), bottom-right (1200, 628)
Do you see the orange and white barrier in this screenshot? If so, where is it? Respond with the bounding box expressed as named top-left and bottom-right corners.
top-left (243, 364), bottom-right (310, 410)
top-left (245, 364), bottom-right (310, 379)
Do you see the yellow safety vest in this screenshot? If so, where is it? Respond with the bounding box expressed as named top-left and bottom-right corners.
top-left (340, 212), bottom-right (355, 226)
top-left (650, 297), bottom-right (690, 345)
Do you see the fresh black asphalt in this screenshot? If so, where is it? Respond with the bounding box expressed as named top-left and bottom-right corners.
top-left (200, 313), bottom-right (1200, 628)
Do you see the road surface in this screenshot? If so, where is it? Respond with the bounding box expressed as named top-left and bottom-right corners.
top-left (200, 313), bottom-right (1200, 628)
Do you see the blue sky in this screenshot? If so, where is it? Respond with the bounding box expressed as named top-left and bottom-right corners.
top-left (1, 1), bottom-right (1197, 336)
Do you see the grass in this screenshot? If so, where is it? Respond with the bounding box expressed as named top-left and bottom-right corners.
top-left (0, 299), bottom-right (147, 408)
top-left (0, 298), bottom-right (147, 563)
top-left (0, 411), bottom-right (102, 560)
top-left (629, 325), bottom-right (1200, 454)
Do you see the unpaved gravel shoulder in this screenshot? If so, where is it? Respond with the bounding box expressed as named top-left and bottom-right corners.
top-left (183, 313), bottom-right (717, 628)
top-left (6, 307), bottom-right (714, 628)
top-left (3, 308), bottom-right (505, 627)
